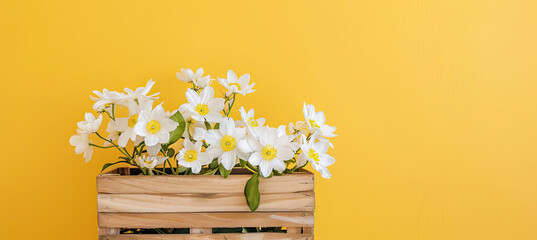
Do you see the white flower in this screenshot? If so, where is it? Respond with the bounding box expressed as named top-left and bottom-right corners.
top-left (69, 134), bottom-right (93, 162)
top-left (289, 121), bottom-right (309, 136)
top-left (194, 75), bottom-right (213, 89)
top-left (90, 88), bottom-right (125, 111)
top-left (116, 99), bottom-right (153, 147)
top-left (205, 117), bottom-right (248, 170)
top-left (177, 140), bottom-right (213, 173)
top-left (297, 136), bottom-right (335, 179)
top-left (104, 120), bottom-right (121, 146)
top-left (178, 86), bottom-right (225, 123)
top-left (247, 127), bottom-right (295, 177)
top-left (239, 107), bottom-right (265, 137)
top-left (177, 68), bottom-right (203, 83)
top-left (137, 155), bottom-right (167, 170)
top-left (76, 113), bottom-right (103, 134)
top-left (123, 79), bottom-right (159, 104)
top-left (182, 116), bottom-right (207, 139)
top-left (134, 105), bottom-right (179, 147)
top-left (218, 70), bottom-right (255, 96)
top-left (303, 103), bottom-right (337, 138)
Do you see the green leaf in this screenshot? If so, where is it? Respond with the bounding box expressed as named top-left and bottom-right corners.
top-left (219, 164), bottom-right (231, 178)
top-left (166, 148), bottom-right (175, 158)
top-left (204, 121), bottom-right (212, 130)
top-left (101, 160), bottom-right (129, 172)
top-left (244, 173), bottom-right (260, 212)
top-left (240, 159), bottom-right (247, 168)
top-left (165, 111), bottom-right (186, 148)
top-left (214, 123), bottom-right (220, 129)
top-left (209, 158), bottom-right (219, 169)
top-left (177, 166), bottom-right (188, 173)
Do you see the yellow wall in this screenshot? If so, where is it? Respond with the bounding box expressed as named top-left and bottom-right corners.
top-left (1, 1), bottom-right (537, 239)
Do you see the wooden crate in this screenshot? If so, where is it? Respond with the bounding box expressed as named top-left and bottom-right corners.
top-left (97, 168), bottom-right (315, 239)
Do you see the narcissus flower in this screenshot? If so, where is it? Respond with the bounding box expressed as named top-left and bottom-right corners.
top-left (297, 136), bottom-right (335, 179)
top-left (247, 127), bottom-right (295, 177)
top-left (239, 107), bottom-right (265, 137)
top-left (69, 134), bottom-right (93, 162)
top-left (77, 113), bottom-right (103, 134)
top-left (116, 99), bottom-right (153, 147)
top-left (123, 79), bottom-right (159, 104)
top-left (303, 103), bottom-right (337, 138)
top-left (178, 139), bottom-right (213, 174)
top-left (176, 68), bottom-right (203, 83)
top-left (137, 155), bottom-right (167, 170)
top-left (134, 105), bottom-right (179, 147)
top-left (90, 88), bottom-right (125, 111)
top-left (179, 87), bottom-right (225, 123)
top-left (218, 70), bottom-right (255, 96)
top-left (205, 117), bottom-right (248, 170)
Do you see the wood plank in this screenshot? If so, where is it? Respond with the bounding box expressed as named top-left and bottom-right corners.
top-left (98, 212), bottom-right (314, 228)
top-left (99, 228), bottom-right (120, 236)
top-left (190, 228), bottom-right (212, 234)
top-left (286, 227), bottom-right (301, 234)
top-left (99, 233), bottom-right (313, 240)
top-left (98, 192), bottom-right (314, 213)
top-left (302, 227), bottom-right (313, 234)
top-left (97, 172), bottom-right (313, 194)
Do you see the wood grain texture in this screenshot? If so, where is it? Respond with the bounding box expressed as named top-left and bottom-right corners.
top-left (97, 172), bottom-right (314, 194)
top-left (98, 212), bottom-right (314, 228)
top-left (99, 233), bottom-right (314, 240)
top-left (97, 192), bottom-right (314, 213)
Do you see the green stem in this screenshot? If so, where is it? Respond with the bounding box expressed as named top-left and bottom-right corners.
top-left (89, 143), bottom-right (115, 149)
top-left (225, 94), bottom-right (236, 117)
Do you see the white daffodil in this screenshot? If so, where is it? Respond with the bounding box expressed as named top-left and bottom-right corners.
top-left (303, 103), bottom-right (337, 138)
top-left (297, 136), bottom-right (335, 179)
top-left (289, 121), bottom-right (309, 136)
top-left (104, 120), bottom-right (121, 146)
top-left (116, 99), bottom-right (153, 147)
top-left (69, 134), bottom-right (93, 162)
top-left (137, 155), bottom-right (167, 170)
top-left (178, 86), bottom-right (225, 123)
top-left (90, 88), bottom-right (125, 111)
top-left (239, 107), bottom-right (265, 137)
top-left (247, 127), bottom-right (295, 177)
top-left (76, 113), bottom-right (103, 134)
top-left (182, 115), bottom-right (207, 139)
top-left (123, 79), bottom-right (159, 104)
top-left (218, 70), bottom-right (255, 96)
top-left (205, 117), bottom-right (249, 170)
top-left (134, 105), bottom-right (179, 148)
top-left (177, 139), bottom-right (213, 174)
top-left (194, 75), bottom-right (213, 89)
top-left (176, 67), bottom-right (204, 83)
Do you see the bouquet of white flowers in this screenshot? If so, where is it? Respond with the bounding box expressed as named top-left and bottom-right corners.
top-left (70, 68), bottom-right (337, 211)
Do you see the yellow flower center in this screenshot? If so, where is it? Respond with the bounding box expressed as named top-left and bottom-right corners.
top-left (308, 149), bottom-right (320, 163)
top-left (220, 135), bottom-right (237, 152)
top-left (229, 83), bottom-right (242, 90)
top-left (248, 117), bottom-right (259, 127)
top-left (195, 104), bottom-right (209, 116)
top-left (145, 120), bottom-right (161, 134)
top-left (128, 114), bottom-right (139, 128)
top-left (184, 149), bottom-right (198, 162)
top-left (261, 145), bottom-right (277, 161)
top-left (309, 119), bottom-right (320, 128)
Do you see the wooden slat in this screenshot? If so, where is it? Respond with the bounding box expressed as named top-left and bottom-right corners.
top-left (99, 228), bottom-right (120, 236)
top-left (98, 212), bottom-right (314, 228)
top-left (287, 227), bottom-right (301, 234)
top-left (99, 233), bottom-right (313, 240)
top-left (97, 172), bottom-right (313, 194)
top-left (190, 228), bottom-right (212, 234)
top-left (98, 192), bottom-right (314, 213)
top-left (302, 227), bottom-right (313, 234)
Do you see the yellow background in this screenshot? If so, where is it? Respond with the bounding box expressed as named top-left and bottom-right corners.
top-left (1, 0), bottom-right (537, 239)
